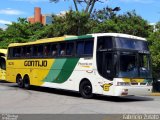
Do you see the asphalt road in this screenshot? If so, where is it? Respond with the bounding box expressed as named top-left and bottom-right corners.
top-left (0, 81), bottom-right (160, 114)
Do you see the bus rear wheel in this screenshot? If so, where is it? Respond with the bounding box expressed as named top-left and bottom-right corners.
top-left (80, 80), bottom-right (93, 99)
top-left (23, 75), bottom-right (30, 89)
top-left (16, 75), bottom-right (24, 88)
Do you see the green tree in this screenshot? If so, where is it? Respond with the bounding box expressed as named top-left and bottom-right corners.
top-left (91, 10), bottom-right (153, 38)
top-left (41, 11), bottom-right (93, 36)
top-left (0, 18), bottom-right (45, 48)
top-left (0, 28), bottom-right (4, 41)
top-left (148, 22), bottom-right (160, 78)
top-left (155, 22), bottom-right (160, 31)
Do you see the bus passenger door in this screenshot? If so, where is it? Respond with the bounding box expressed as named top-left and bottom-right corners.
top-left (102, 52), bottom-right (114, 80)
top-left (0, 57), bottom-right (6, 80)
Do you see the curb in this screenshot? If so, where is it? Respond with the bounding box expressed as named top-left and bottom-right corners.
top-left (150, 93), bottom-right (160, 96)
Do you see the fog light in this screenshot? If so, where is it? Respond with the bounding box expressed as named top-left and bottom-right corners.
top-left (117, 82), bottom-right (131, 86)
top-left (121, 89), bottom-right (128, 96)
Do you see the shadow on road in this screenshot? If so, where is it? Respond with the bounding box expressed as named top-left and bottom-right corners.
top-left (1, 82), bottom-right (154, 102)
top-left (92, 95), bottom-right (154, 102)
top-left (0, 80), bottom-right (10, 83)
top-left (20, 85), bottom-right (155, 102)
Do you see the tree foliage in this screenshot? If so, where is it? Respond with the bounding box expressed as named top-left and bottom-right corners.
top-left (91, 9), bottom-right (153, 38)
top-left (0, 18), bottom-right (45, 48)
top-left (148, 23), bottom-right (160, 78)
top-left (1, 8), bottom-right (160, 79)
top-left (37, 11), bottom-right (92, 36)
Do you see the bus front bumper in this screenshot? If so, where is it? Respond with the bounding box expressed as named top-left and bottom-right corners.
top-left (108, 86), bottom-right (152, 96)
top-left (115, 86), bottom-right (152, 96)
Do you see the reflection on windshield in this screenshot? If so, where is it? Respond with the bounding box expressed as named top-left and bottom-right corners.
top-left (115, 37), bottom-right (149, 51)
top-left (118, 53), bottom-right (151, 78)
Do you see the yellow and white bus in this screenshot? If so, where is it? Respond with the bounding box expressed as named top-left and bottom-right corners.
top-left (6, 33), bottom-right (152, 98)
top-left (0, 49), bottom-right (7, 80)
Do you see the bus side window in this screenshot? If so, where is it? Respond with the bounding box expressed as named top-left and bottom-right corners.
top-left (66, 42), bottom-right (74, 56)
top-left (22, 47), bottom-right (28, 57)
top-left (8, 48), bottom-right (14, 58)
top-left (13, 47), bottom-right (21, 57)
top-left (51, 44), bottom-right (58, 57)
top-left (44, 45), bottom-right (50, 56)
top-left (26, 46), bottom-right (32, 57)
top-left (37, 45), bottom-right (43, 57)
top-left (33, 46), bottom-right (38, 57)
top-left (21, 47), bottom-right (25, 57)
top-left (76, 41), bottom-right (84, 56)
top-left (59, 43), bottom-right (66, 56)
top-left (84, 40), bottom-right (93, 55)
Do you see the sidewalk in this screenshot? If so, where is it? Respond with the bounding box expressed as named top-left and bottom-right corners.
top-left (150, 92), bottom-right (160, 96)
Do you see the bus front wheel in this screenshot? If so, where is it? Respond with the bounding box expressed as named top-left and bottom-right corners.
top-left (79, 80), bottom-right (93, 99)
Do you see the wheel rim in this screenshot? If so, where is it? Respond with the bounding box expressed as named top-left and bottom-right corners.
top-left (83, 84), bottom-right (92, 95)
top-left (24, 77), bottom-right (30, 89)
top-left (24, 82), bottom-right (29, 88)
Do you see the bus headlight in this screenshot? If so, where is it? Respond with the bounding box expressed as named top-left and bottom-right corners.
top-left (117, 82), bottom-right (131, 86)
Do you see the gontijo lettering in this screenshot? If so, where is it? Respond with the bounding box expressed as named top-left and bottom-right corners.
top-left (24, 60), bottom-right (47, 67)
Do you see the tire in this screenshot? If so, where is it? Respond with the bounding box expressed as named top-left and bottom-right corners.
top-left (80, 80), bottom-right (93, 99)
top-left (23, 75), bottom-right (30, 90)
top-left (16, 76), bottom-right (24, 88)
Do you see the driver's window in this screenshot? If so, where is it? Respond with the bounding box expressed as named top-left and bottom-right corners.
top-left (139, 54), bottom-right (148, 69)
top-left (139, 54), bottom-right (150, 77)
top-left (103, 53), bottom-right (113, 80)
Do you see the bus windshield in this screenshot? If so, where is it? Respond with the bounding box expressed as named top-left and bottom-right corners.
top-left (118, 52), bottom-right (152, 78)
top-left (115, 37), bottom-right (149, 51)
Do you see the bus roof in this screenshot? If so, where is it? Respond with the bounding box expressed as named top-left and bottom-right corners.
top-left (8, 33), bottom-right (146, 47)
top-left (0, 49), bottom-right (7, 57)
top-left (8, 35), bottom-right (93, 47)
top-left (0, 49), bottom-right (7, 54)
top-left (91, 33), bottom-right (146, 41)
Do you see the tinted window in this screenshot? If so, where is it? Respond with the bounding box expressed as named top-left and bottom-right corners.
top-left (13, 47), bottom-right (21, 57)
top-left (44, 44), bottom-right (50, 56)
top-left (66, 42), bottom-right (74, 56)
top-left (51, 44), bottom-right (58, 57)
top-left (76, 41), bottom-right (84, 56)
top-left (97, 37), bottom-right (113, 50)
top-left (84, 40), bottom-right (93, 55)
top-left (8, 39), bottom-right (93, 59)
top-left (76, 39), bottom-right (93, 56)
top-left (59, 43), bottom-right (66, 56)
top-left (32, 45), bottom-right (43, 57)
top-left (96, 52), bottom-right (114, 80)
top-left (8, 48), bottom-right (13, 58)
top-left (26, 46), bottom-right (32, 57)
top-left (115, 37), bottom-right (149, 51)
top-left (0, 57), bottom-right (6, 70)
